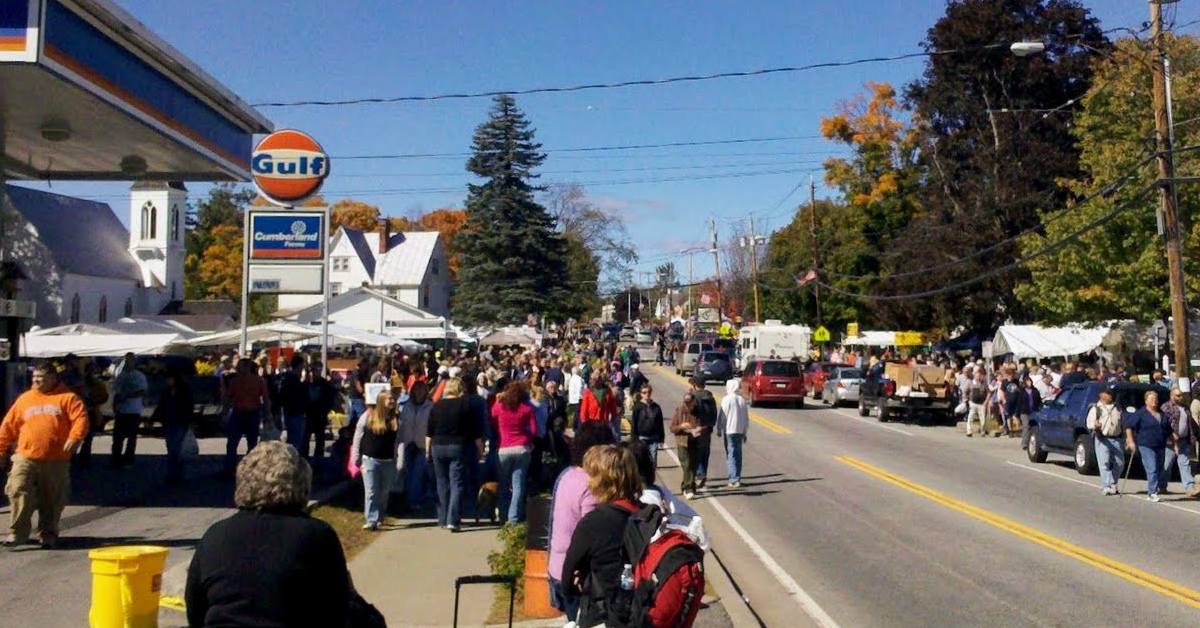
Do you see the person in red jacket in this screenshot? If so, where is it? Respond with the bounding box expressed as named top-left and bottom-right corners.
top-left (579, 374), bottom-right (620, 439)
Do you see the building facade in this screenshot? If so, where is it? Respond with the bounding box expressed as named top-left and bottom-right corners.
top-left (4, 182), bottom-right (183, 328)
top-left (277, 223), bottom-right (451, 317)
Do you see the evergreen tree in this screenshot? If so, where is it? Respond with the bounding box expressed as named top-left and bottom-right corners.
top-left (454, 95), bottom-right (570, 325)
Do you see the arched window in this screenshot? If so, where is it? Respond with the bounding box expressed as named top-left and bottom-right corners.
top-left (124, 297), bottom-right (133, 317)
top-left (140, 202), bottom-right (152, 239)
top-left (69, 294), bottom-right (80, 323)
top-left (150, 206), bottom-right (157, 239)
top-left (98, 296), bottom-right (107, 323)
top-left (170, 204), bottom-right (180, 242)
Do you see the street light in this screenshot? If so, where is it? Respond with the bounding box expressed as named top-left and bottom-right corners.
top-left (1009, 41), bottom-right (1045, 57)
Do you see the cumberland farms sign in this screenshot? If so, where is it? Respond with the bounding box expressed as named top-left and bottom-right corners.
top-left (249, 212), bottom-right (324, 259)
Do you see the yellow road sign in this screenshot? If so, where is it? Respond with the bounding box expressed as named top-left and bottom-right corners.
top-left (813, 325), bottom-right (831, 343)
top-left (846, 322), bottom-right (859, 338)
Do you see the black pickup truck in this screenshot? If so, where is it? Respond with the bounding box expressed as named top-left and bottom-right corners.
top-left (857, 361), bottom-right (954, 424)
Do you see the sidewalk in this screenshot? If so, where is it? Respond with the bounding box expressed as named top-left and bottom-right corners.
top-left (350, 516), bottom-right (512, 627)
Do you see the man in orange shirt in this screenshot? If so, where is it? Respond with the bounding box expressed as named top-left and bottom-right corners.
top-left (223, 358), bottom-right (271, 475)
top-left (0, 362), bottom-right (88, 548)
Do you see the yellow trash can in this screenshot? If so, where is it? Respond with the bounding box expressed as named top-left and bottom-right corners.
top-left (88, 545), bottom-right (169, 628)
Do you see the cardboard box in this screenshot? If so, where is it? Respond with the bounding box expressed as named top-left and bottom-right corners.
top-left (884, 363), bottom-right (949, 397)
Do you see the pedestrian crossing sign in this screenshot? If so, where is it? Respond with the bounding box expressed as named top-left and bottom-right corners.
top-left (813, 325), bottom-right (831, 343)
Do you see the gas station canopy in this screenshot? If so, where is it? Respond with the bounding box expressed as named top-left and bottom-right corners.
top-left (1, 0), bottom-right (272, 181)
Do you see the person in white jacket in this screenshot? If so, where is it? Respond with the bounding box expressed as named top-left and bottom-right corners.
top-left (567, 365), bottom-right (585, 431)
top-left (716, 379), bottom-right (749, 487)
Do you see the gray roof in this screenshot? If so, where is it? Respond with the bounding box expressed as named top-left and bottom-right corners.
top-left (4, 185), bottom-right (142, 282)
top-left (340, 228), bottom-right (406, 280)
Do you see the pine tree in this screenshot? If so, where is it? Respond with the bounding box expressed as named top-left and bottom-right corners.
top-left (454, 95), bottom-right (570, 325)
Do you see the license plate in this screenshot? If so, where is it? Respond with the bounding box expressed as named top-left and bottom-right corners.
top-left (775, 383), bottom-right (787, 389)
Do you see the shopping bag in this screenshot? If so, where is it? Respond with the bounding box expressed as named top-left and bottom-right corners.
top-left (181, 428), bottom-right (200, 460)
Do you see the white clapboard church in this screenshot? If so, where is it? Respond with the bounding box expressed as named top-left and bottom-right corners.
top-left (2, 182), bottom-right (185, 328)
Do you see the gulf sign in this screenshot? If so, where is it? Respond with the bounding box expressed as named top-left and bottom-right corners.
top-left (251, 130), bottom-right (330, 205)
top-left (250, 212), bottom-right (324, 260)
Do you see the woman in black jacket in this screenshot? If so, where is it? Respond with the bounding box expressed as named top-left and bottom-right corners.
top-left (186, 441), bottom-right (354, 627)
top-left (562, 444), bottom-right (644, 628)
top-left (425, 378), bottom-right (483, 531)
top-left (631, 385), bottom-right (665, 466)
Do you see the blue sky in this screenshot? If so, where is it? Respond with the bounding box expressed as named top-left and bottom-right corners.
top-left (17, 1), bottom-right (1166, 281)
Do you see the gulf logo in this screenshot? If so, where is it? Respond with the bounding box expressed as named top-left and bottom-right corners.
top-left (251, 130), bottom-right (330, 205)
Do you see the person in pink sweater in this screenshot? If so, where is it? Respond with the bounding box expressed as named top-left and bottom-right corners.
top-left (547, 423), bottom-right (615, 624)
top-left (491, 382), bottom-right (539, 522)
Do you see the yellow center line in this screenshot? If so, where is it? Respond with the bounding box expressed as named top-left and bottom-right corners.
top-left (835, 455), bottom-right (1200, 609)
top-left (647, 364), bottom-right (792, 435)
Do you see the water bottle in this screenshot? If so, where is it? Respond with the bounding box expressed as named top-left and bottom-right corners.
top-left (619, 563), bottom-right (634, 590)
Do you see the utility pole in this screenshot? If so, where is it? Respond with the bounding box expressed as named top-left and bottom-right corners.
top-left (810, 175), bottom-right (822, 325)
top-left (1150, 0), bottom-right (1190, 385)
top-left (709, 219), bottom-right (723, 322)
top-left (687, 251), bottom-right (695, 320)
top-left (745, 217), bottom-right (763, 323)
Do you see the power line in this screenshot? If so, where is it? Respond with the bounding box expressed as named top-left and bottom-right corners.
top-left (332, 134), bottom-right (826, 160)
top-left (251, 44), bottom-right (1014, 108)
top-left (811, 181), bottom-right (1157, 301)
top-left (332, 158), bottom-right (826, 178)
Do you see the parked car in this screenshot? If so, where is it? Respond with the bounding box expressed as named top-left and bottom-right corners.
top-left (805, 362), bottom-right (852, 400)
top-left (1025, 381), bottom-right (1167, 475)
top-left (636, 330), bottom-right (654, 346)
top-left (695, 352), bottom-right (733, 386)
top-left (100, 356), bottom-right (224, 435)
top-left (675, 341), bottom-right (713, 376)
top-left (743, 359), bottom-right (806, 408)
top-left (821, 367), bottom-right (864, 407)
top-left (618, 326), bottom-right (637, 342)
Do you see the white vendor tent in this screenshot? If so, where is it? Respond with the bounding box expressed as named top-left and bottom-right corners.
top-left (21, 319), bottom-right (196, 357)
top-left (842, 331), bottom-right (896, 347)
top-left (991, 324), bottom-right (1121, 359)
top-left (189, 321), bottom-right (428, 352)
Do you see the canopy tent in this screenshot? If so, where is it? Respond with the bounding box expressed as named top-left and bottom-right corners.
top-left (991, 324), bottom-right (1121, 360)
top-left (479, 328), bottom-right (540, 347)
top-left (189, 321), bottom-right (428, 352)
top-left (933, 331), bottom-right (988, 355)
top-left (842, 331), bottom-right (896, 347)
top-left (22, 332), bottom-right (188, 358)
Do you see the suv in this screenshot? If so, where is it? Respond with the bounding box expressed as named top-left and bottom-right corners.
top-left (743, 359), bottom-right (806, 408)
top-left (1025, 382), bottom-right (1168, 475)
top-left (676, 341), bottom-right (713, 376)
top-left (695, 351), bottom-right (733, 386)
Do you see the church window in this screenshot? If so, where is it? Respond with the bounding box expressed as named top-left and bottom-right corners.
top-left (98, 296), bottom-right (107, 323)
top-left (140, 202), bottom-right (154, 240)
top-left (170, 205), bottom-right (180, 241)
top-left (124, 298), bottom-right (133, 317)
top-left (69, 294), bottom-right (80, 323)
top-left (150, 206), bottom-right (158, 239)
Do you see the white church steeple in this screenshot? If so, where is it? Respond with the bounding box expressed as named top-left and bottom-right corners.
top-left (128, 181), bottom-right (186, 305)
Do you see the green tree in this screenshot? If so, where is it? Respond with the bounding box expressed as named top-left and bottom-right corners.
top-left (563, 233), bottom-right (601, 319)
top-left (903, 0), bottom-right (1108, 328)
top-left (454, 95), bottom-right (571, 325)
top-left (185, 184), bottom-right (254, 300)
top-left (1017, 35), bottom-right (1200, 323)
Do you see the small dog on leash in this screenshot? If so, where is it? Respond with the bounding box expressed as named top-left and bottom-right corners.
top-left (476, 481), bottom-right (500, 524)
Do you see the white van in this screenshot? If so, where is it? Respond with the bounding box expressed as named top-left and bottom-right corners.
top-left (737, 320), bottom-right (812, 372)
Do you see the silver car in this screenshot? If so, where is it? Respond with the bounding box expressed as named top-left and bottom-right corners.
top-left (822, 367), bottom-right (864, 407)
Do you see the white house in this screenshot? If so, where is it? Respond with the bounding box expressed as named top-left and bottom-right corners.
top-left (282, 286), bottom-right (460, 340)
top-left (277, 222), bottom-right (451, 317)
top-left (3, 182), bottom-right (185, 328)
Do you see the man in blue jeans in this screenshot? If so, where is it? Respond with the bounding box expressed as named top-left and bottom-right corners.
top-left (223, 359), bottom-right (270, 475)
top-left (717, 379), bottom-right (749, 488)
top-left (278, 355), bottom-right (309, 453)
top-left (1087, 389), bottom-right (1125, 495)
top-left (1160, 387), bottom-right (1196, 495)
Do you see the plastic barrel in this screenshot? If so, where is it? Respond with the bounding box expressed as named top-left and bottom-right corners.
top-left (88, 545), bottom-right (169, 628)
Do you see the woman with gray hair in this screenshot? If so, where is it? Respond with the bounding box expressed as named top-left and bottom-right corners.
top-left (186, 441), bottom-right (351, 626)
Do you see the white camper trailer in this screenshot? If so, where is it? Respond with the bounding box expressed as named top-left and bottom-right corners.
top-left (737, 320), bottom-right (812, 371)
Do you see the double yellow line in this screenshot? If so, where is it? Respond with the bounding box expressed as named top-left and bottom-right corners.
top-left (649, 364), bottom-right (792, 434)
top-left (836, 455), bottom-right (1200, 609)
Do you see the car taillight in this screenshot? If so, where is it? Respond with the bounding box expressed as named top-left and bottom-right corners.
top-left (884, 380), bottom-right (896, 396)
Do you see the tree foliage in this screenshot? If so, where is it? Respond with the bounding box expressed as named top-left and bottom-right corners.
top-left (454, 95), bottom-right (572, 325)
top-left (415, 208), bottom-right (468, 279)
top-left (1017, 35), bottom-right (1200, 323)
top-left (901, 0), bottom-right (1107, 328)
top-left (545, 183), bottom-right (638, 293)
top-left (329, 199), bottom-right (383, 233)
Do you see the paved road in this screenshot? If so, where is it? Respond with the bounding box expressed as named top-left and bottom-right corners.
top-left (642, 363), bottom-right (1200, 627)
